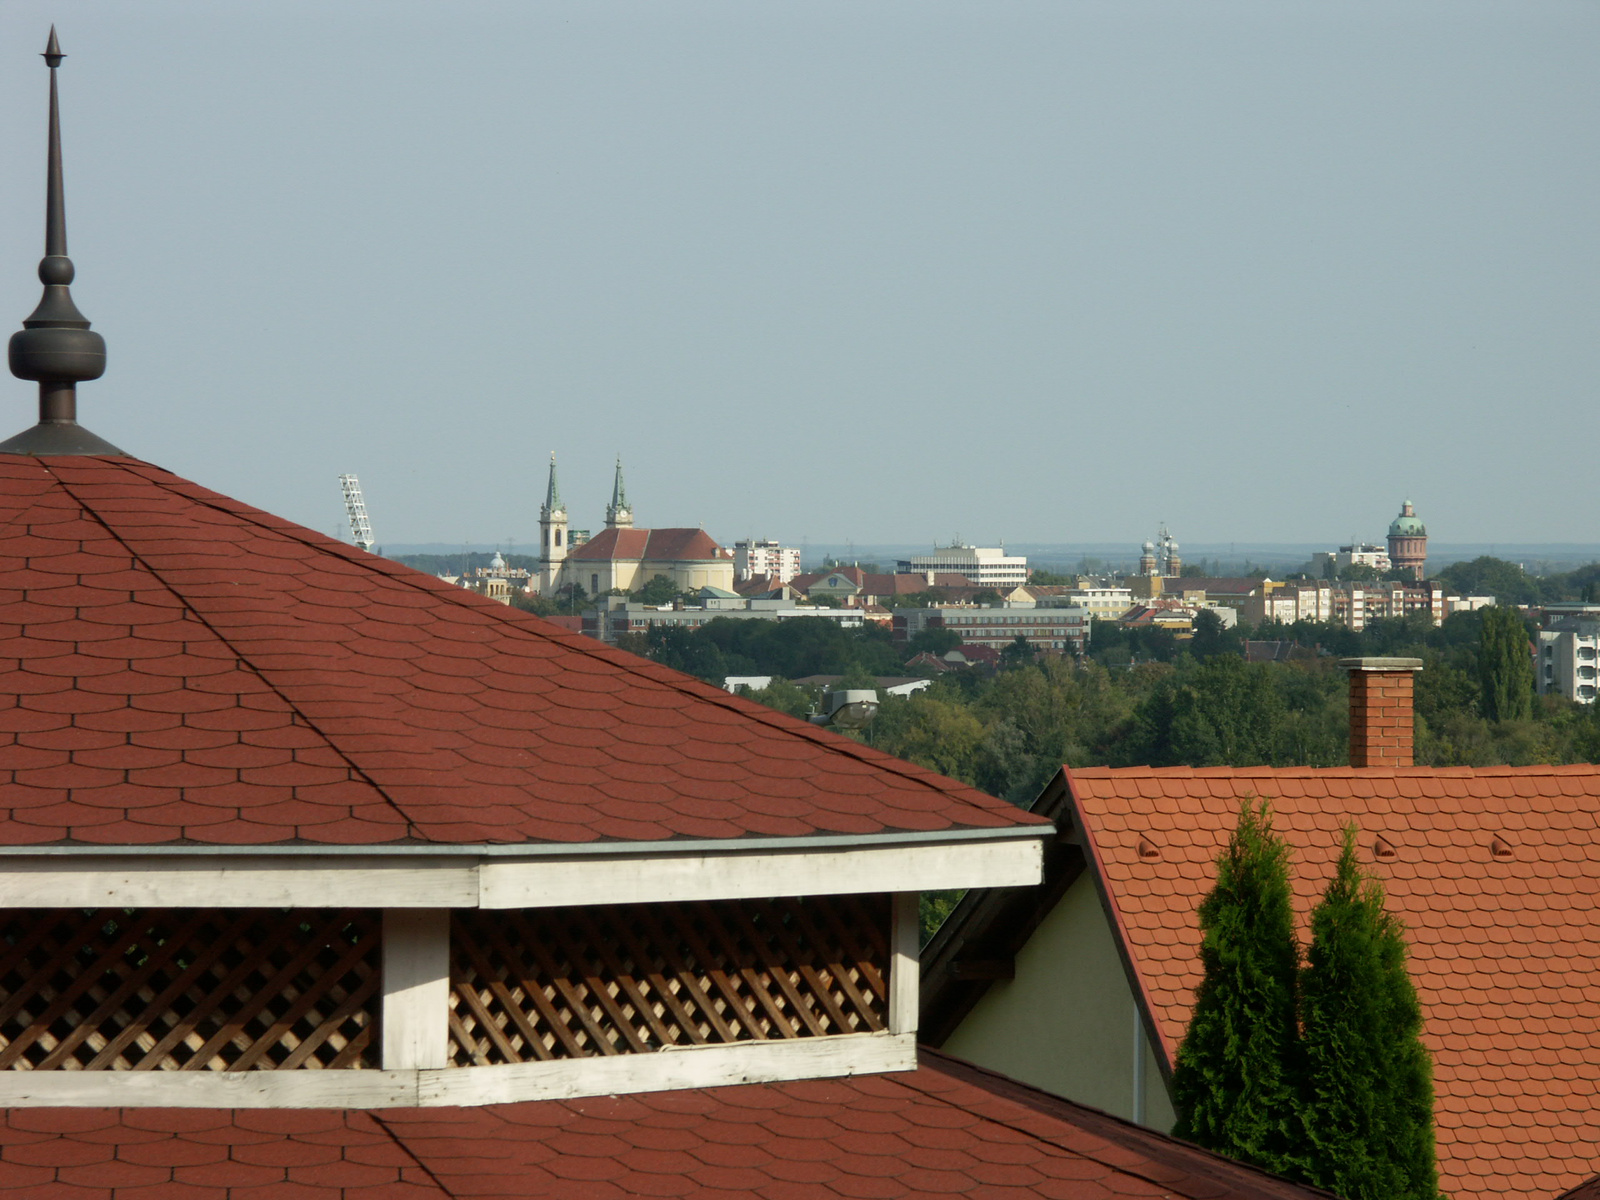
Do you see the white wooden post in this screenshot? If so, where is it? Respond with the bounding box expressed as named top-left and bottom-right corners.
top-left (888, 892), bottom-right (919, 1036)
top-left (381, 909), bottom-right (450, 1070)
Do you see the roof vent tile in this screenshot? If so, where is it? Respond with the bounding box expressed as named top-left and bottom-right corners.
top-left (1137, 837), bottom-right (1161, 862)
top-left (1490, 836), bottom-right (1515, 861)
top-left (1373, 835), bottom-right (1397, 861)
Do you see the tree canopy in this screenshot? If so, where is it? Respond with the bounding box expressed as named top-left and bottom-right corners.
top-left (1300, 828), bottom-right (1439, 1200)
top-left (1172, 801), bottom-right (1304, 1176)
top-left (630, 574), bottom-right (683, 606)
top-left (1477, 605), bottom-right (1533, 722)
top-left (614, 576), bottom-right (1600, 792)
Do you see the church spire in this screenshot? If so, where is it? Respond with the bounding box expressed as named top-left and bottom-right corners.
top-left (605, 456), bottom-right (633, 530)
top-left (611, 457), bottom-right (628, 511)
top-left (3, 28), bottom-right (123, 457)
top-left (543, 452), bottom-right (565, 518)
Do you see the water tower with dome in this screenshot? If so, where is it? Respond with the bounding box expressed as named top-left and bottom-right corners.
top-left (1388, 499), bottom-right (1428, 579)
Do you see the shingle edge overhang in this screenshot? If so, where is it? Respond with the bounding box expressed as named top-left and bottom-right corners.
top-left (0, 825), bottom-right (1047, 909)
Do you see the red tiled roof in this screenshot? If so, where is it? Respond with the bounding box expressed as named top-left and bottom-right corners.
top-left (566, 526), bottom-right (724, 563)
top-left (1064, 764), bottom-right (1600, 1200)
top-left (564, 526), bottom-right (649, 562)
top-left (0, 454), bottom-right (1043, 847)
top-left (0, 1052), bottom-right (1336, 1199)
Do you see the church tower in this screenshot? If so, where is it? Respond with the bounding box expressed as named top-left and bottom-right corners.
top-left (604, 456), bottom-right (633, 530)
top-left (538, 452), bottom-right (568, 593)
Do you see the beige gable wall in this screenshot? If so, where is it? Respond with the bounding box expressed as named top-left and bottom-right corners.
top-left (659, 560), bottom-right (734, 592)
top-left (941, 874), bottom-right (1176, 1132)
top-left (563, 559), bottom-right (732, 596)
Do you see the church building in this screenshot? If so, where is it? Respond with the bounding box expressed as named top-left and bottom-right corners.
top-left (537, 454), bottom-right (734, 597)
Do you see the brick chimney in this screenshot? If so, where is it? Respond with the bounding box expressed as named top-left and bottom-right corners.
top-left (1340, 657), bottom-right (1423, 768)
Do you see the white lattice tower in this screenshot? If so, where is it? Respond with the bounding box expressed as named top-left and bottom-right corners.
top-left (339, 474), bottom-right (375, 552)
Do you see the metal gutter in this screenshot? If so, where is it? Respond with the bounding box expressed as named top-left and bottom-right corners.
top-left (0, 824), bottom-right (1048, 859)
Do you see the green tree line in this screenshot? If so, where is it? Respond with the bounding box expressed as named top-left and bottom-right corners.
top-left (633, 603), bottom-right (1600, 802)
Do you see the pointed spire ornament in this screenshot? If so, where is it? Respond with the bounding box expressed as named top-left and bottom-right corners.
top-left (605, 456), bottom-right (633, 529)
top-left (3, 27), bottom-right (123, 456)
top-left (543, 452), bottom-right (564, 516)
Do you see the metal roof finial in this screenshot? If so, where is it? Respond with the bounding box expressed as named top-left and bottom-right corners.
top-left (3, 27), bottom-right (124, 457)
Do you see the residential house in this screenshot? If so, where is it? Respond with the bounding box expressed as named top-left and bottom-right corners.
top-left (923, 660), bottom-right (1600, 1200)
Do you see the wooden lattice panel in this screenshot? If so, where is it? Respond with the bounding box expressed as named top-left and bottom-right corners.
top-left (0, 908), bottom-right (379, 1071)
top-left (449, 895), bottom-right (890, 1065)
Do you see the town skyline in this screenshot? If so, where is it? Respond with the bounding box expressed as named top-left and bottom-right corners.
top-left (2, 2), bottom-right (1596, 547)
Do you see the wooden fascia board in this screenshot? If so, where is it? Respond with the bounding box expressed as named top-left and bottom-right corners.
top-left (1063, 768), bottom-right (1177, 1089)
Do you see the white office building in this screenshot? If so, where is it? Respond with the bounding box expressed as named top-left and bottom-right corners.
top-left (935, 605), bottom-right (1091, 654)
top-left (734, 538), bottom-right (802, 584)
top-left (1538, 620), bottom-right (1600, 705)
top-left (1311, 543), bottom-right (1392, 576)
top-left (899, 543), bottom-right (1028, 590)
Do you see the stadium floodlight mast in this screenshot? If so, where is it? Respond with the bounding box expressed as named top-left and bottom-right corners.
top-left (340, 474), bottom-right (375, 552)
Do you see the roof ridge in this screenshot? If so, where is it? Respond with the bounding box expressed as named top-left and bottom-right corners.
top-left (49, 463), bottom-right (421, 840)
top-left (1067, 762), bottom-right (1600, 778)
top-left (121, 461), bottom-right (1033, 827)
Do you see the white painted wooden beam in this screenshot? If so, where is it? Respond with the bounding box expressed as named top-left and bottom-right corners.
top-left (0, 856), bottom-right (478, 909)
top-left (0, 1031), bottom-right (916, 1109)
top-left (888, 892), bottom-right (919, 1036)
top-left (477, 838), bottom-right (1043, 908)
top-left (0, 837), bottom-right (1044, 910)
top-left (381, 909), bottom-right (450, 1070)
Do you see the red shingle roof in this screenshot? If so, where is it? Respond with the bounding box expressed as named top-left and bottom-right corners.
top-left (566, 526), bottom-right (724, 563)
top-left (0, 454), bottom-right (1042, 846)
top-left (1065, 764), bottom-right (1600, 1200)
top-left (0, 1108), bottom-right (442, 1197)
top-left (0, 1052), bottom-right (1337, 1200)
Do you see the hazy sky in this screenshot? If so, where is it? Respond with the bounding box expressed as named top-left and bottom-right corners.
top-left (1, 2), bottom-right (1595, 550)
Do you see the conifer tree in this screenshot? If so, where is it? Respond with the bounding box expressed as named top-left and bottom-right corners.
top-left (1171, 799), bottom-right (1304, 1177)
top-left (1478, 605), bottom-right (1533, 721)
top-left (1299, 827), bottom-right (1439, 1200)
